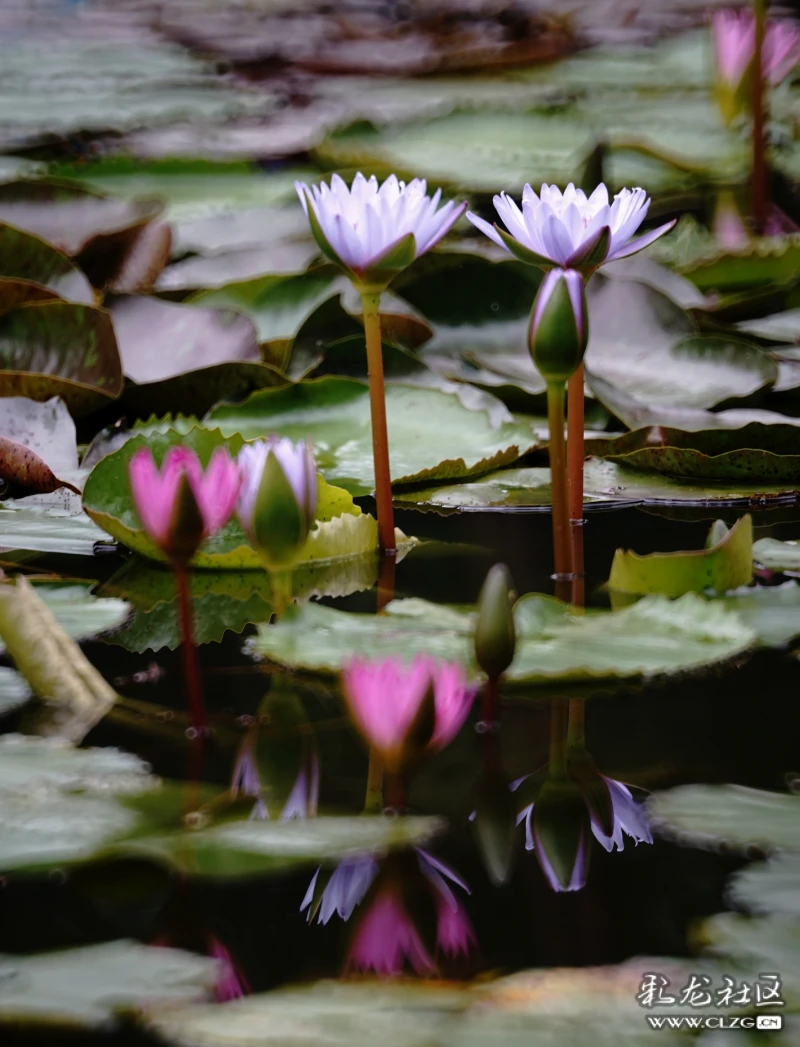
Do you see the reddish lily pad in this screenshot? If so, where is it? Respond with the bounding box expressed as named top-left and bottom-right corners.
top-left (0, 224), bottom-right (94, 306)
top-left (0, 302), bottom-right (122, 415)
top-left (585, 425), bottom-right (800, 483)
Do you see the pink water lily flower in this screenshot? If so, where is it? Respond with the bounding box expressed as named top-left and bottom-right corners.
top-left (296, 172), bottom-right (467, 288)
top-left (713, 8), bottom-right (800, 90)
top-left (467, 183), bottom-right (675, 274)
top-left (341, 655), bottom-right (476, 772)
top-left (128, 446), bottom-right (241, 564)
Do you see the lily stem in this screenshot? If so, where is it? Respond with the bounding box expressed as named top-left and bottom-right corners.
top-left (549, 697), bottom-right (569, 778)
top-left (175, 565), bottom-right (206, 777)
top-left (752, 0), bottom-right (768, 233)
top-left (364, 747), bottom-right (384, 814)
top-left (360, 290), bottom-right (396, 555)
top-left (567, 364), bottom-right (585, 608)
top-left (566, 698), bottom-right (586, 751)
top-left (546, 381), bottom-right (571, 585)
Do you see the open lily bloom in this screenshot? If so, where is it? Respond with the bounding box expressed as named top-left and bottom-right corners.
top-left (296, 172), bottom-right (467, 288)
top-left (341, 655), bottom-right (476, 772)
top-left (301, 858), bottom-right (380, 925)
top-left (128, 446), bottom-right (240, 564)
top-left (467, 183), bottom-right (675, 273)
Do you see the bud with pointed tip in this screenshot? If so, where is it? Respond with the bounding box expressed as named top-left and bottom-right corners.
top-left (237, 437), bottom-right (317, 569)
top-left (473, 768), bottom-right (518, 887)
top-left (474, 563), bottom-right (516, 680)
top-left (528, 268), bottom-right (588, 385)
top-left (532, 776), bottom-right (591, 892)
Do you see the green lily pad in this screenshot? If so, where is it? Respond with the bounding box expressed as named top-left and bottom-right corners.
top-left (736, 307), bottom-right (800, 343)
top-left (648, 784), bottom-right (800, 852)
top-left (0, 302), bottom-right (122, 415)
top-left (699, 913), bottom-right (800, 1009)
top-left (156, 241), bottom-right (320, 292)
top-left (206, 378), bottom-right (537, 497)
top-left (716, 581), bottom-right (800, 647)
top-left (0, 505), bottom-right (111, 556)
top-left (82, 424), bottom-right (392, 569)
top-left (190, 272), bottom-right (345, 346)
top-left (122, 815), bottom-right (444, 879)
top-left (753, 537), bottom-right (800, 571)
top-left (247, 592), bottom-right (755, 686)
top-left (316, 109), bottom-right (595, 194)
top-left (0, 583), bottom-right (129, 654)
top-left (586, 425), bottom-right (800, 482)
top-left (0, 668), bottom-right (31, 717)
top-left (608, 516), bottom-right (753, 596)
top-left (0, 734), bottom-right (151, 793)
top-left (728, 852), bottom-right (800, 917)
top-left (0, 223), bottom-right (94, 306)
top-left (585, 278), bottom-right (776, 410)
top-left (0, 940), bottom-right (219, 1029)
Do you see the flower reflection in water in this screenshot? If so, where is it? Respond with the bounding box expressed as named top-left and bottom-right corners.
top-left (302, 850), bottom-right (476, 978)
top-left (207, 936), bottom-right (251, 1003)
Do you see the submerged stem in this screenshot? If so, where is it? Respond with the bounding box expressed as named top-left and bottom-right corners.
top-left (548, 697), bottom-right (569, 779)
top-left (752, 0), bottom-right (768, 233)
top-left (360, 290), bottom-right (396, 555)
top-left (567, 365), bottom-right (586, 607)
top-left (566, 698), bottom-right (586, 752)
top-left (546, 381), bottom-right (571, 582)
top-left (175, 565), bottom-right (205, 782)
top-left (364, 746), bottom-right (384, 814)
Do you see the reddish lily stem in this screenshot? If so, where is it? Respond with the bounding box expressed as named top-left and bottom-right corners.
top-left (547, 382), bottom-right (571, 592)
top-left (175, 565), bottom-right (206, 775)
top-left (364, 747), bottom-right (384, 814)
top-left (387, 772), bottom-right (406, 811)
top-left (567, 364), bottom-right (586, 607)
top-left (361, 290), bottom-right (397, 555)
top-left (549, 698), bottom-right (569, 779)
top-left (752, 0), bottom-right (768, 233)
top-left (377, 550), bottom-right (396, 612)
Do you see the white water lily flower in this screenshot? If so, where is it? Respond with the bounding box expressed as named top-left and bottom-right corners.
top-left (467, 183), bottom-right (675, 273)
top-left (296, 172), bottom-right (467, 288)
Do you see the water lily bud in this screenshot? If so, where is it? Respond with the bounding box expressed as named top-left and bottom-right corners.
top-left (474, 563), bottom-right (516, 680)
top-left (473, 768), bottom-right (518, 886)
top-left (528, 268), bottom-right (588, 385)
top-left (237, 437), bottom-right (317, 569)
top-left (566, 746), bottom-right (614, 840)
top-left (532, 776), bottom-right (590, 892)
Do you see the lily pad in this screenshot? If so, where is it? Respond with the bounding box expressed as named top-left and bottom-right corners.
top-left (0, 505), bottom-right (112, 556)
top-left (123, 815), bottom-right (444, 879)
top-left (0, 734), bottom-right (151, 793)
top-left (247, 592), bottom-right (756, 686)
top-left (736, 307), bottom-right (800, 343)
top-left (155, 241), bottom-right (320, 292)
top-left (648, 784), bottom-right (800, 852)
top-left (728, 852), bottom-right (800, 917)
top-left (206, 378), bottom-right (537, 497)
top-left (0, 582), bottom-right (129, 655)
top-left (752, 537), bottom-right (800, 571)
top-left (716, 581), bottom-right (800, 647)
top-left (0, 668), bottom-right (31, 717)
top-left (586, 425), bottom-right (800, 483)
top-left (0, 940), bottom-right (218, 1028)
top-left (584, 278), bottom-right (776, 410)
top-left (699, 913), bottom-right (800, 1009)
top-left (608, 516), bottom-right (753, 596)
top-left (0, 223), bottom-right (94, 306)
top-left (82, 424), bottom-right (394, 569)
top-left (0, 302), bottom-right (122, 415)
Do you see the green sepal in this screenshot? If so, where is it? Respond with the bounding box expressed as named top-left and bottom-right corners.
top-left (302, 189), bottom-right (351, 274)
top-left (474, 563), bottom-right (516, 679)
top-left (566, 746), bottom-right (614, 840)
top-left (473, 768), bottom-right (519, 886)
top-left (533, 776), bottom-right (589, 890)
top-left (566, 225), bottom-right (611, 271)
top-left (359, 232), bottom-right (418, 290)
top-left (496, 226), bottom-right (554, 268)
top-left (252, 451), bottom-right (307, 569)
top-left (166, 472), bottom-right (205, 566)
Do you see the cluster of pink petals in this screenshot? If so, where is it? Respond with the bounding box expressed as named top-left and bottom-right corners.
top-left (207, 936), bottom-right (250, 1003)
top-left (296, 172), bottom-right (466, 279)
top-left (128, 446), bottom-right (240, 559)
top-left (712, 8), bottom-right (800, 88)
top-left (341, 654), bottom-right (476, 768)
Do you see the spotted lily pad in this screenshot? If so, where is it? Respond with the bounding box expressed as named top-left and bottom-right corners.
top-left (206, 378), bottom-right (537, 497)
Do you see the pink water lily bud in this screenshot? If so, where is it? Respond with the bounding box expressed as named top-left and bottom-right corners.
top-left (128, 445), bottom-right (241, 565)
top-left (467, 182), bottom-right (675, 274)
top-left (346, 884), bottom-right (435, 977)
top-left (296, 172), bottom-right (467, 290)
top-left (528, 267), bottom-right (588, 385)
top-left (341, 655), bottom-right (475, 773)
top-left (237, 437), bottom-right (317, 569)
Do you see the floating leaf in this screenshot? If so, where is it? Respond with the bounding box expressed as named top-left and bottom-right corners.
top-left (82, 425), bottom-right (396, 569)
top-left (586, 425), bottom-right (800, 482)
top-left (0, 941), bottom-right (218, 1028)
top-left (699, 913), bottom-right (800, 1009)
top-left (716, 581), bottom-right (800, 647)
top-left (156, 242), bottom-right (320, 292)
top-left (0, 668), bottom-right (31, 718)
top-left (0, 223), bottom-right (94, 306)
top-left (728, 852), bottom-right (800, 917)
top-left (207, 378), bottom-right (537, 497)
top-left (123, 815), bottom-right (444, 879)
top-left (585, 277), bottom-right (776, 410)
top-left (247, 593), bottom-right (756, 685)
top-left (0, 581), bottom-right (129, 654)
top-left (0, 302), bottom-right (122, 415)
top-left (0, 734), bottom-right (150, 793)
top-left (752, 537), bottom-right (800, 571)
top-left (736, 307), bottom-right (800, 343)
top-left (648, 784), bottom-right (800, 852)
top-left (0, 504), bottom-right (111, 556)
top-left (607, 516), bottom-right (753, 596)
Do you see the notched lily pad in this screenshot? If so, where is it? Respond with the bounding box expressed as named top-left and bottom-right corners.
top-left (0, 223), bottom-right (94, 306)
